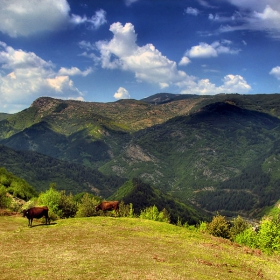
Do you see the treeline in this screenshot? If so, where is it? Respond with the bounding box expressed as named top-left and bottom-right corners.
top-left (196, 163), bottom-right (280, 215)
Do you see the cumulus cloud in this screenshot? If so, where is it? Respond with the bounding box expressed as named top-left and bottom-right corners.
top-left (179, 56), bottom-right (191, 66)
top-left (180, 74), bottom-right (251, 95)
top-left (270, 66), bottom-right (280, 80)
top-left (185, 7), bottom-right (199, 16)
top-left (185, 40), bottom-right (240, 58)
top-left (92, 22), bottom-right (251, 97)
top-left (0, 0), bottom-right (106, 37)
top-left (0, 42), bottom-right (85, 113)
top-left (114, 87), bottom-right (130, 99)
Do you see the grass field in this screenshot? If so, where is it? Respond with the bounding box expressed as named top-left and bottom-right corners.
top-left (0, 215), bottom-right (279, 280)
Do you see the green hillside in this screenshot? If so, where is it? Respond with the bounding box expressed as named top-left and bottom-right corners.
top-left (0, 145), bottom-right (125, 197)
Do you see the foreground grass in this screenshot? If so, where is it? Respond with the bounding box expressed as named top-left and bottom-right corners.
top-left (0, 216), bottom-right (279, 280)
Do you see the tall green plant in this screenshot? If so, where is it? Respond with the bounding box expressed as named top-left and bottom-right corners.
top-left (38, 185), bottom-right (61, 218)
top-left (140, 205), bottom-right (170, 223)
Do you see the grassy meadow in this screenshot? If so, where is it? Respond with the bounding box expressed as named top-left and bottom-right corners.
top-left (0, 215), bottom-right (279, 280)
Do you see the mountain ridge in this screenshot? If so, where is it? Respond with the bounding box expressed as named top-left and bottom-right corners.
top-left (1, 93), bottom-right (280, 218)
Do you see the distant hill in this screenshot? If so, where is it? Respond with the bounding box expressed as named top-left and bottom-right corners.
top-left (1, 93), bottom-right (280, 217)
top-left (141, 93), bottom-right (199, 104)
top-left (0, 145), bottom-right (125, 197)
top-left (0, 113), bottom-right (11, 121)
top-left (109, 178), bottom-right (209, 224)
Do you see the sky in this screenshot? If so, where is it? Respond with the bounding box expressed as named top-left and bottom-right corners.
top-left (1, 0), bottom-right (280, 113)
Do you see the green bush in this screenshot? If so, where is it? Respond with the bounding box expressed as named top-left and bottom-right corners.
top-left (207, 214), bottom-right (230, 239)
top-left (235, 228), bottom-right (258, 248)
top-left (140, 205), bottom-right (170, 223)
top-left (257, 219), bottom-right (280, 253)
top-left (119, 201), bottom-right (135, 217)
top-left (58, 191), bottom-right (78, 218)
top-left (0, 185), bottom-right (11, 208)
top-left (229, 215), bottom-right (250, 241)
top-left (38, 185), bottom-right (61, 219)
top-left (198, 221), bottom-right (207, 232)
top-left (75, 193), bottom-right (99, 217)
top-left (235, 218), bottom-right (280, 254)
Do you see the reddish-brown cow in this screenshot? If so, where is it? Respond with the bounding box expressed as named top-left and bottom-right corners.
top-left (23, 207), bottom-right (50, 227)
top-left (95, 201), bottom-right (120, 216)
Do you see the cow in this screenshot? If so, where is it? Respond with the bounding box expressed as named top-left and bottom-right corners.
top-left (95, 201), bottom-right (120, 217)
top-left (22, 206), bottom-right (50, 227)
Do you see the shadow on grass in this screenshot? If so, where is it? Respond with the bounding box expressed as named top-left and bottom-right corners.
top-left (28, 222), bottom-right (57, 228)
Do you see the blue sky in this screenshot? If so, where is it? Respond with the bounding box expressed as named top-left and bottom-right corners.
top-left (1, 0), bottom-right (280, 113)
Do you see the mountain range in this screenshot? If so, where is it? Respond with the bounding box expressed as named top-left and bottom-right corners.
top-left (1, 93), bottom-right (280, 218)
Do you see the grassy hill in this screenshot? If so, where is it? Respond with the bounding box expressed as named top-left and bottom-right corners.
top-left (1, 93), bottom-right (280, 217)
top-left (1, 216), bottom-right (279, 280)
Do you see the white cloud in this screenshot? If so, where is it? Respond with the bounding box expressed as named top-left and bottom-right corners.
top-left (125, 0), bottom-right (139, 6)
top-left (0, 0), bottom-right (107, 37)
top-left (185, 7), bottom-right (199, 16)
top-left (94, 22), bottom-right (251, 97)
top-left (70, 9), bottom-right (107, 30)
top-left (0, 43), bottom-right (84, 113)
top-left (180, 74), bottom-right (251, 95)
top-left (179, 56), bottom-right (191, 66)
top-left (114, 87), bottom-right (130, 99)
top-left (58, 67), bottom-right (92, 76)
top-left (219, 1), bottom-right (280, 39)
top-left (186, 41), bottom-right (240, 58)
top-left (270, 66), bottom-right (280, 80)
top-left (0, 0), bottom-right (70, 37)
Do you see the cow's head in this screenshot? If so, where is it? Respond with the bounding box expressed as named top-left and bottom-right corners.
top-left (95, 205), bottom-right (100, 211)
top-left (22, 209), bottom-right (28, 217)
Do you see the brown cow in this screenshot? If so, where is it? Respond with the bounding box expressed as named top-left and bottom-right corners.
top-left (23, 207), bottom-right (50, 227)
top-left (95, 201), bottom-right (120, 216)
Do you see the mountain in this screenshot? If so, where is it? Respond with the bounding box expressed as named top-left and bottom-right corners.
top-left (1, 93), bottom-right (280, 217)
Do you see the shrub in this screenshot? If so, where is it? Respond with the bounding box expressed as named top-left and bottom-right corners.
top-left (37, 185), bottom-right (61, 219)
top-left (229, 215), bottom-right (250, 241)
top-left (207, 214), bottom-right (230, 239)
top-left (119, 201), bottom-right (135, 217)
top-left (198, 221), bottom-right (207, 233)
top-left (235, 218), bottom-right (280, 254)
top-left (235, 228), bottom-right (258, 248)
top-left (0, 185), bottom-right (11, 208)
top-left (140, 205), bottom-right (170, 223)
top-left (75, 193), bottom-right (99, 217)
top-left (58, 191), bottom-right (78, 218)
top-left (257, 218), bottom-right (280, 253)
